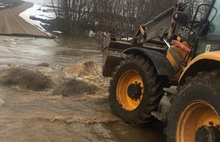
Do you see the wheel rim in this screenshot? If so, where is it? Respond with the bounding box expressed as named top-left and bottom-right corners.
top-left (116, 70), bottom-right (143, 111)
top-left (177, 101), bottom-right (220, 142)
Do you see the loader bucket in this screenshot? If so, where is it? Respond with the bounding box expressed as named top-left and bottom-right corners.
top-left (102, 49), bottom-right (123, 77)
top-left (101, 34), bottom-right (133, 77)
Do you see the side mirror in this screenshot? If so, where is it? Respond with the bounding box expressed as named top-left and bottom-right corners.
top-left (173, 11), bottom-right (190, 25)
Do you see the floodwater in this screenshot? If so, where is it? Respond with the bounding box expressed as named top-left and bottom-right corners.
top-left (0, 35), bottom-right (166, 142)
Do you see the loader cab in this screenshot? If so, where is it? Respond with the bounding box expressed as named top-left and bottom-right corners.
top-left (174, 0), bottom-right (220, 57)
top-left (174, 0), bottom-right (215, 40)
top-left (195, 0), bottom-right (220, 56)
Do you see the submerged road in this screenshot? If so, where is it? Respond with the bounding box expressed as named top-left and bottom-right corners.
top-left (0, 2), bottom-right (48, 37)
top-left (0, 36), bottom-right (166, 142)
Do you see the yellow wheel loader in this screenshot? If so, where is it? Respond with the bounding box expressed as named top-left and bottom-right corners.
top-left (102, 0), bottom-right (220, 141)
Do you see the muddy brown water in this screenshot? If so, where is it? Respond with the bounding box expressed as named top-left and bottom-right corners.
top-left (0, 36), bottom-right (166, 142)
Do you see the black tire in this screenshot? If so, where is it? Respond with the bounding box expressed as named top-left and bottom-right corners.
top-left (167, 71), bottom-right (220, 142)
top-left (109, 55), bottom-right (165, 126)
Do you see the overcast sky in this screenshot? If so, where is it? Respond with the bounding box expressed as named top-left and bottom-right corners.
top-left (22, 0), bottom-right (50, 5)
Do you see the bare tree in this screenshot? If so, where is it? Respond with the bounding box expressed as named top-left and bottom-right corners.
top-left (50, 0), bottom-right (177, 36)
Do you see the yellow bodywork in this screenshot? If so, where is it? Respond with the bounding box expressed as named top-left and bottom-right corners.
top-left (166, 40), bottom-right (220, 83)
top-left (166, 44), bottom-right (192, 78)
top-left (179, 50), bottom-right (220, 83)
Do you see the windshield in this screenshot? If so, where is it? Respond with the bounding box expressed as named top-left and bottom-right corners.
top-left (207, 0), bottom-right (220, 37)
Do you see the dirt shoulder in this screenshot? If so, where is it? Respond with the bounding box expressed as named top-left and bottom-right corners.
top-left (0, 2), bottom-right (49, 37)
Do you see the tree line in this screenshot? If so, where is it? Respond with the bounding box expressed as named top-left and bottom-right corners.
top-left (50, 0), bottom-right (176, 36)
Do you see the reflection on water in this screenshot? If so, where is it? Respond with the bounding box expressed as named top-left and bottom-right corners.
top-left (0, 35), bottom-right (166, 142)
top-left (0, 36), bottom-right (102, 68)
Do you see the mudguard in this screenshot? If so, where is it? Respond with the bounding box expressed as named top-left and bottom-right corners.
top-left (179, 51), bottom-right (220, 85)
top-left (123, 47), bottom-right (174, 77)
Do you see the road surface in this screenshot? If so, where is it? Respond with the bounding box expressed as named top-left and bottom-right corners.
top-left (0, 2), bottom-right (49, 37)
